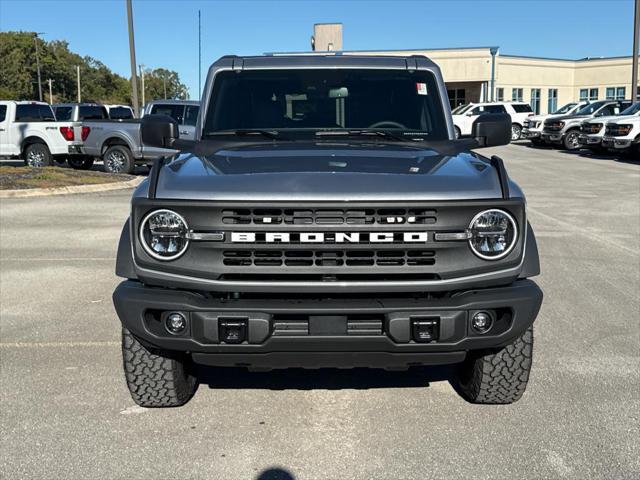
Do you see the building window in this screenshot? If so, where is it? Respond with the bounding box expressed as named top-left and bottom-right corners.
top-left (580, 88), bottom-right (599, 101)
top-left (496, 87), bottom-right (504, 102)
top-left (579, 89), bottom-right (588, 101)
top-left (447, 88), bottom-right (466, 109)
top-left (511, 88), bottom-right (523, 102)
top-left (606, 86), bottom-right (626, 100)
top-left (548, 89), bottom-right (558, 113)
top-left (530, 89), bottom-right (541, 114)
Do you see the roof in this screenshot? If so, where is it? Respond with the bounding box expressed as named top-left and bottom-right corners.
top-left (218, 53), bottom-right (439, 70)
top-left (145, 99), bottom-right (199, 106)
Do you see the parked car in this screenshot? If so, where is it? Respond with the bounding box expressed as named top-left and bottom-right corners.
top-left (105, 104), bottom-right (135, 120)
top-left (452, 102), bottom-right (533, 140)
top-left (79, 118), bottom-right (177, 173)
top-left (522, 102), bottom-right (588, 145)
top-left (579, 102), bottom-right (640, 153)
top-left (141, 100), bottom-right (200, 141)
top-left (541, 100), bottom-right (632, 150)
top-left (601, 103), bottom-right (640, 156)
top-left (113, 54), bottom-right (542, 408)
top-left (0, 100), bottom-right (85, 166)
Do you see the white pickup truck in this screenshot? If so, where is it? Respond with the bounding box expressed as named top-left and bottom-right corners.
top-left (602, 103), bottom-right (640, 156)
top-left (0, 101), bottom-right (85, 166)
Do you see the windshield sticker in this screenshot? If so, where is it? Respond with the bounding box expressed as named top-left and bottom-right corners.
top-left (416, 83), bottom-right (428, 95)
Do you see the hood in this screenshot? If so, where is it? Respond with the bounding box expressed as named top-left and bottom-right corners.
top-left (152, 141), bottom-right (504, 201)
top-left (546, 114), bottom-right (589, 123)
top-left (583, 115), bottom-right (620, 125)
top-left (606, 114), bottom-right (640, 125)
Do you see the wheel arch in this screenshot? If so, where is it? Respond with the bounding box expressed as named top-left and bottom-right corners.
top-left (100, 136), bottom-right (133, 157)
top-left (20, 135), bottom-right (49, 156)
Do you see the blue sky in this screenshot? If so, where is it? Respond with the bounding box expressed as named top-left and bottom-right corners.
top-left (0, 0), bottom-right (636, 99)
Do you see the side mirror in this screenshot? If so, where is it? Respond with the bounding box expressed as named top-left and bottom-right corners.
top-left (472, 113), bottom-right (512, 147)
top-left (141, 114), bottom-right (179, 148)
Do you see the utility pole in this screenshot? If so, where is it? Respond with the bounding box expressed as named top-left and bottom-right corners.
top-left (34, 33), bottom-right (44, 102)
top-left (139, 65), bottom-right (145, 107)
top-left (633, 0), bottom-right (639, 100)
top-left (76, 65), bottom-right (81, 102)
top-left (126, 0), bottom-right (140, 117)
top-left (198, 9), bottom-right (202, 99)
top-left (163, 75), bottom-right (167, 99)
top-left (47, 79), bottom-right (54, 104)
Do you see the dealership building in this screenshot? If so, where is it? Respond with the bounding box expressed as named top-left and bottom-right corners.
top-left (303, 23), bottom-right (639, 115)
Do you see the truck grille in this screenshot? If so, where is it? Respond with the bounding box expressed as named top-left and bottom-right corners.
top-left (223, 249), bottom-right (436, 267)
top-left (222, 208), bottom-right (437, 225)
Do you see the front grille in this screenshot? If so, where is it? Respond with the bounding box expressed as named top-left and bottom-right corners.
top-left (223, 249), bottom-right (436, 267)
top-left (222, 208), bottom-right (437, 226)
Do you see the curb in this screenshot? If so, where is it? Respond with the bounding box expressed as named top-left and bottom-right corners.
top-left (0, 176), bottom-right (144, 199)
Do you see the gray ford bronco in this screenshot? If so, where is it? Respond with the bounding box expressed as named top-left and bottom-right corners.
top-left (113, 54), bottom-right (542, 407)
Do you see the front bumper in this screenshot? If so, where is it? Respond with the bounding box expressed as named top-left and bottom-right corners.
top-left (541, 131), bottom-right (563, 143)
top-left (113, 279), bottom-right (543, 369)
top-left (522, 128), bottom-right (541, 139)
top-left (602, 136), bottom-right (633, 150)
top-left (578, 134), bottom-right (602, 147)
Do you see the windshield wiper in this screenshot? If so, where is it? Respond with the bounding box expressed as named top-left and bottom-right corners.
top-left (316, 129), bottom-right (413, 142)
top-left (206, 129), bottom-right (280, 139)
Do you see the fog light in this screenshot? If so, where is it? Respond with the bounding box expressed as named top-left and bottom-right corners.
top-left (165, 312), bottom-right (187, 335)
top-left (471, 312), bottom-right (493, 334)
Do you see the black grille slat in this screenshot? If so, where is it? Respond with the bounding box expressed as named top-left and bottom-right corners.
top-left (220, 208), bottom-right (437, 226)
top-left (222, 249), bottom-right (436, 268)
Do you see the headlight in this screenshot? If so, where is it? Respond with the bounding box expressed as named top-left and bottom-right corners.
top-left (546, 121), bottom-right (565, 131)
top-left (614, 124), bottom-right (633, 136)
top-left (468, 209), bottom-right (518, 260)
top-left (139, 209), bottom-right (189, 260)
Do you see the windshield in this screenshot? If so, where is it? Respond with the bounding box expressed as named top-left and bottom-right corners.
top-left (620, 102), bottom-right (640, 116)
top-left (203, 69), bottom-right (448, 140)
top-left (553, 103), bottom-right (577, 114)
top-left (452, 103), bottom-right (473, 115)
top-left (576, 101), bottom-right (608, 115)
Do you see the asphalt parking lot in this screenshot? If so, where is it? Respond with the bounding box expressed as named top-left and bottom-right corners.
top-left (1, 143), bottom-right (638, 479)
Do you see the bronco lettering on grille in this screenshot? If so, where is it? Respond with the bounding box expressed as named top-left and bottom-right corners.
top-left (230, 232), bottom-right (429, 243)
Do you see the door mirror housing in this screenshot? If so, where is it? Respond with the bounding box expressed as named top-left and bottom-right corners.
top-left (141, 114), bottom-right (179, 148)
top-left (472, 113), bottom-right (512, 147)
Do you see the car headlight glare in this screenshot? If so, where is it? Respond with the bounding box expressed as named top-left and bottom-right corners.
top-left (140, 209), bottom-right (189, 260)
top-left (468, 209), bottom-right (518, 260)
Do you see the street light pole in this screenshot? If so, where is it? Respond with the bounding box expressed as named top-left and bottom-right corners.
top-left (33, 33), bottom-right (44, 102)
top-left (126, 0), bottom-right (140, 117)
top-left (633, 0), bottom-right (639, 100)
top-left (198, 9), bottom-right (201, 100)
top-left (163, 75), bottom-right (167, 99)
top-left (77, 65), bottom-right (81, 102)
top-left (47, 79), bottom-right (54, 104)
top-left (139, 65), bottom-right (145, 107)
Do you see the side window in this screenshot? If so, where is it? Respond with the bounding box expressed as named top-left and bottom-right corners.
top-left (0, 105), bottom-right (7, 122)
top-left (38, 104), bottom-right (55, 121)
top-left (485, 105), bottom-right (506, 114)
top-left (596, 105), bottom-right (614, 117)
top-left (109, 107), bottom-right (133, 120)
top-left (15, 104), bottom-right (43, 121)
top-left (55, 107), bottom-right (72, 121)
top-left (184, 105), bottom-right (199, 126)
top-left (470, 107), bottom-right (482, 115)
top-left (78, 106), bottom-right (109, 120)
top-left (150, 104), bottom-right (185, 124)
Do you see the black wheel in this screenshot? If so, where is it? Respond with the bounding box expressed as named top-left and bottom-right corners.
top-left (122, 328), bottom-right (198, 408)
top-left (563, 130), bottom-right (581, 150)
top-left (103, 145), bottom-right (134, 174)
top-left (511, 124), bottom-right (522, 141)
top-left (454, 326), bottom-right (533, 404)
top-left (454, 126), bottom-right (461, 139)
top-left (67, 156), bottom-right (95, 170)
top-left (23, 143), bottom-right (52, 167)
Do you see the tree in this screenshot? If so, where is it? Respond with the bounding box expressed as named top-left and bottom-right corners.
top-left (0, 31), bottom-right (189, 105)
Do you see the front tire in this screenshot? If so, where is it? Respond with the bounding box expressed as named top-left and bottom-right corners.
top-left (122, 328), bottom-right (198, 407)
top-left (563, 130), bottom-right (581, 150)
top-left (67, 156), bottom-right (94, 170)
top-left (454, 126), bottom-right (461, 139)
top-left (24, 143), bottom-right (52, 167)
top-left (103, 145), bottom-right (134, 174)
top-left (454, 326), bottom-right (533, 404)
top-left (511, 124), bottom-right (522, 141)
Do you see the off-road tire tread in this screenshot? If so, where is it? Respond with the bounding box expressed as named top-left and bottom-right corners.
top-left (456, 326), bottom-right (533, 404)
top-left (122, 328), bottom-right (197, 407)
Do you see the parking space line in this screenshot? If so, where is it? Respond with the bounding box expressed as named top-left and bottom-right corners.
top-left (0, 341), bottom-right (119, 348)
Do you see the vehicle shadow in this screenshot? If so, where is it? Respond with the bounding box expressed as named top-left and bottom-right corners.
top-left (198, 364), bottom-right (455, 391)
top-left (255, 467), bottom-right (296, 480)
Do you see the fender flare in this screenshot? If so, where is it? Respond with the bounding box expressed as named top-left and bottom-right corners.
top-left (519, 221), bottom-right (540, 278)
top-left (115, 218), bottom-right (137, 279)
